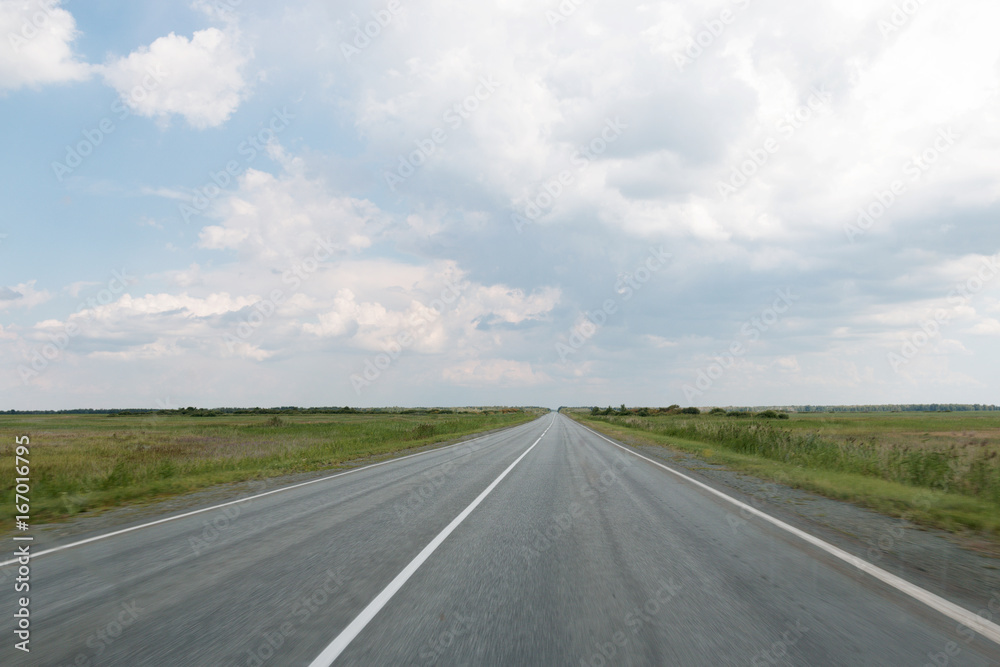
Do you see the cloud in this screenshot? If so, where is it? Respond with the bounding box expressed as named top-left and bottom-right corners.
top-left (196, 158), bottom-right (380, 262)
top-left (17, 291), bottom-right (263, 365)
top-left (464, 285), bottom-right (561, 325)
top-left (9, 0), bottom-right (1000, 408)
top-left (0, 281), bottom-right (52, 310)
top-left (99, 27), bottom-right (250, 128)
top-left (442, 359), bottom-right (550, 387)
top-left (301, 278), bottom-right (560, 355)
top-left (645, 335), bottom-right (678, 349)
top-left (966, 318), bottom-right (1000, 335)
top-left (0, 0), bottom-right (90, 89)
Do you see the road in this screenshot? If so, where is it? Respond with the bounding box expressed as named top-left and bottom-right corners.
top-left (3, 411), bottom-right (1000, 665)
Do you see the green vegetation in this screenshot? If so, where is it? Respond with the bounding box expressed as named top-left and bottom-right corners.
top-left (1, 409), bottom-right (541, 525)
top-left (568, 409), bottom-right (1000, 535)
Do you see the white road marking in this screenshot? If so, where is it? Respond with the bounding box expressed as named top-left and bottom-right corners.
top-left (308, 420), bottom-right (553, 666)
top-left (570, 415), bottom-right (1000, 646)
top-left (0, 419), bottom-right (541, 568)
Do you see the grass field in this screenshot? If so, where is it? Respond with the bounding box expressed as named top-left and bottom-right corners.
top-left (569, 409), bottom-right (1000, 536)
top-left (0, 409), bottom-right (541, 525)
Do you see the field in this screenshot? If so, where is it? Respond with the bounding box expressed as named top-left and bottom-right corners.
top-left (0, 409), bottom-right (541, 525)
top-left (571, 410), bottom-right (1000, 536)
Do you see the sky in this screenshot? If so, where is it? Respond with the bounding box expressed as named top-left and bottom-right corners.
top-left (1, 0), bottom-right (999, 411)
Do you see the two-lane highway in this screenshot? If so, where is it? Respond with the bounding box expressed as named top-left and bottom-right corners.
top-left (3, 412), bottom-right (1000, 665)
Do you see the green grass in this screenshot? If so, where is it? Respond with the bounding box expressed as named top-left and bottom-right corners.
top-left (1, 410), bottom-right (541, 525)
top-left (568, 411), bottom-right (1000, 536)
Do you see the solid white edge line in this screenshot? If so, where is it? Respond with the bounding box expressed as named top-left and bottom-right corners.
top-left (567, 415), bottom-right (1000, 647)
top-left (308, 421), bottom-right (553, 666)
top-left (0, 417), bottom-right (545, 568)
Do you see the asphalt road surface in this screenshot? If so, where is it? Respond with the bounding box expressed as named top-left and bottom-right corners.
top-left (3, 412), bottom-right (1000, 666)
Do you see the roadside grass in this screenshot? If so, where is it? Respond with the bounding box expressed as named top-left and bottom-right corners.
top-left (0, 410), bottom-right (541, 524)
top-left (568, 411), bottom-right (1000, 536)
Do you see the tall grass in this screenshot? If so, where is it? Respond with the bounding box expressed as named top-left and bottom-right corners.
top-left (589, 415), bottom-right (1000, 505)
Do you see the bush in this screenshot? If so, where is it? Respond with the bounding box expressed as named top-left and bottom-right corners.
top-left (727, 411), bottom-right (751, 418)
top-left (680, 407), bottom-right (701, 415)
top-left (709, 408), bottom-right (726, 415)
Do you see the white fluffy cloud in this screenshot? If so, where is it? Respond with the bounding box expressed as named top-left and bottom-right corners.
top-left (0, 0), bottom-right (90, 89)
top-left (100, 27), bottom-right (250, 128)
top-left (197, 152), bottom-right (379, 262)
